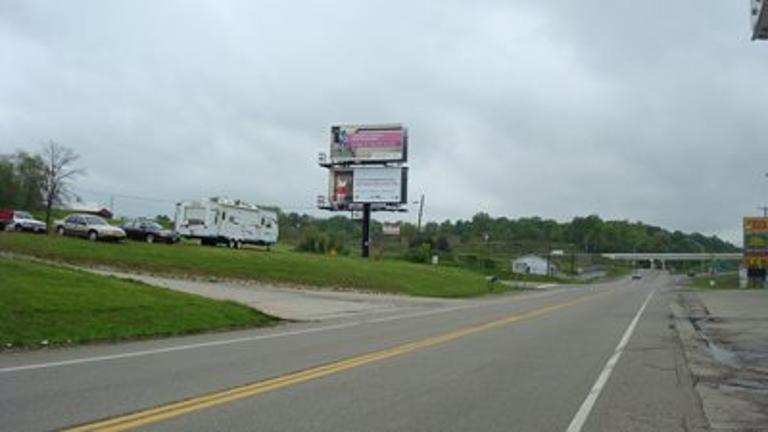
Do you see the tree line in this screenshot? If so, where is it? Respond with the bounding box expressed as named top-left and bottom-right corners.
top-left (0, 142), bottom-right (83, 229)
top-left (280, 211), bottom-right (739, 257)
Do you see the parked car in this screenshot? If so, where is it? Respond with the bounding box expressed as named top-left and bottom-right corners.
top-left (0, 209), bottom-right (47, 233)
top-left (121, 219), bottom-right (179, 244)
top-left (54, 213), bottom-right (126, 241)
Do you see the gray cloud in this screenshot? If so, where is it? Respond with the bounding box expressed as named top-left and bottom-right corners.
top-left (1, 0), bottom-right (767, 244)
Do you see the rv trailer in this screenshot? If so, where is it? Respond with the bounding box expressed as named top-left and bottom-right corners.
top-left (174, 197), bottom-right (278, 249)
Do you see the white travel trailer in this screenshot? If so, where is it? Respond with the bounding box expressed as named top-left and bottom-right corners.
top-left (174, 197), bottom-right (278, 249)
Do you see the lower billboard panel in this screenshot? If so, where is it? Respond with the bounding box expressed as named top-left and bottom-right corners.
top-left (328, 166), bottom-right (407, 210)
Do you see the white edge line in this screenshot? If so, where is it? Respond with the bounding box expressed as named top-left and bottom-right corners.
top-left (0, 285), bottom-right (570, 375)
top-left (565, 289), bottom-right (656, 432)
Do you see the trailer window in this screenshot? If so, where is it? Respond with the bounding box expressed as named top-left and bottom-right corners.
top-left (185, 207), bottom-right (206, 226)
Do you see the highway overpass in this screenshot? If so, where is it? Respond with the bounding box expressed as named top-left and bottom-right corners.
top-left (602, 253), bottom-right (742, 269)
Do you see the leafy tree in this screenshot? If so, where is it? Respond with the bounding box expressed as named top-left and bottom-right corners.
top-left (0, 152), bottom-right (46, 210)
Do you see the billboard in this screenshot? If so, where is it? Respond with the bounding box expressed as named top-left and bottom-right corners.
top-left (327, 167), bottom-right (407, 209)
top-left (353, 166), bottom-right (407, 204)
top-left (330, 124), bottom-right (407, 163)
top-left (744, 217), bottom-right (768, 268)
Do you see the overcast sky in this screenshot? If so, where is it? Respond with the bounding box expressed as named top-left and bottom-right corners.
top-left (1, 0), bottom-right (767, 244)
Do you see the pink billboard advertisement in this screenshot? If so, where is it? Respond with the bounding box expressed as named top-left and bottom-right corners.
top-left (330, 124), bottom-right (407, 163)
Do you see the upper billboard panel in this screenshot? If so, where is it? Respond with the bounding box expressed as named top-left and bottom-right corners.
top-left (330, 124), bottom-right (407, 164)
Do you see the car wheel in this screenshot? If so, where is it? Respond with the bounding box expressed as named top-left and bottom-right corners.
top-left (88, 230), bottom-right (98, 241)
top-left (14, 224), bottom-right (22, 231)
top-left (145, 233), bottom-right (155, 244)
top-left (56, 226), bottom-right (65, 236)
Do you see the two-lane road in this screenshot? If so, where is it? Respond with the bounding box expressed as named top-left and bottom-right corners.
top-left (0, 271), bottom-right (707, 431)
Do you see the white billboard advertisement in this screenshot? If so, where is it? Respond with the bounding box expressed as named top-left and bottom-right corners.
top-left (353, 166), bottom-right (407, 204)
top-left (327, 167), bottom-right (407, 209)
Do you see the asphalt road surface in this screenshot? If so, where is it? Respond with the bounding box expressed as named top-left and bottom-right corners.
top-left (0, 270), bottom-right (708, 431)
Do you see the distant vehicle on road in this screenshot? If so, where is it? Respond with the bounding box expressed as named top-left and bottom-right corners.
top-left (175, 197), bottom-right (278, 249)
top-left (121, 219), bottom-right (179, 244)
top-left (687, 271), bottom-right (696, 277)
top-left (55, 213), bottom-right (126, 242)
top-left (631, 273), bottom-right (642, 280)
top-left (0, 209), bottom-right (47, 233)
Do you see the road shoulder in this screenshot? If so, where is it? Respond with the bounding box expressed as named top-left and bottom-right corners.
top-left (672, 288), bottom-right (768, 431)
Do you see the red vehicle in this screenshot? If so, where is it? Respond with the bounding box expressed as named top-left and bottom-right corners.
top-left (0, 209), bottom-right (47, 232)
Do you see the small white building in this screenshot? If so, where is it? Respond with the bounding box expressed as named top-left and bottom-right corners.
top-left (511, 254), bottom-right (557, 276)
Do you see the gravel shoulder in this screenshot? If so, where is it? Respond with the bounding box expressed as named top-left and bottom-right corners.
top-left (672, 287), bottom-right (768, 431)
top-left (88, 269), bottom-right (471, 321)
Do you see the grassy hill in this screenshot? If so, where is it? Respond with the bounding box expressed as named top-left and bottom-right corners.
top-left (0, 233), bottom-right (505, 298)
top-left (0, 256), bottom-right (276, 349)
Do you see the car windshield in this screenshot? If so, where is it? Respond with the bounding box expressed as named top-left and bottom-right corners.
top-left (85, 216), bottom-right (108, 225)
top-left (141, 222), bottom-right (163, 230)
top-left (16, 211), bottom-right (33, 219)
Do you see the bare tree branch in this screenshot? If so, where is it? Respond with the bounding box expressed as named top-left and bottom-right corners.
top-left (40, 141), bottom-right (84, 232)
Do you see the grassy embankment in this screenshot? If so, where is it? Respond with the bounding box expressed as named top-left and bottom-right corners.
top-left (0, 233), bottom-right (506, 298)
top-left (0, 256), bottom-right (276, 348)
top-left (689, 273), bottom-right (742, 290)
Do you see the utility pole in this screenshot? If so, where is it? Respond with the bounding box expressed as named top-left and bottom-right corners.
top-left (417, 194), bottom-right (425, 232)
top-left (762, 173), bottom-right (768, 217)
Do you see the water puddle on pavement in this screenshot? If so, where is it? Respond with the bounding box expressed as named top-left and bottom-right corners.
top-left (688, 317), bottom-right (741, 369)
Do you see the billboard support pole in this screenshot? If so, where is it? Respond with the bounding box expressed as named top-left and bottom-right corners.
top-left (362, 203), bottom-right (372, 258)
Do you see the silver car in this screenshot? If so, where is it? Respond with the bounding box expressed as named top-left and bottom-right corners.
top-left (55, 214), bottom-right (126, 241)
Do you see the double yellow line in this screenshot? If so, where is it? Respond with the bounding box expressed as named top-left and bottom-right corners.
top-left (66, 293), bottom-right (600, 432)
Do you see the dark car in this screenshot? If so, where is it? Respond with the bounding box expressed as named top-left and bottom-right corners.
top-left (122, 220), bottom-right (179, 244)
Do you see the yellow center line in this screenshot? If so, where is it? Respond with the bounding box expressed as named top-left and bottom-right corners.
top-left (64, 292), bottom-right (606, 432)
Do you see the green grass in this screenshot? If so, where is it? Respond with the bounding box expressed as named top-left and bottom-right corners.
top-left (0, 233), bottom-right (508, 298)
top-left (0, 256), bottom-right (277, 348)
top-left (496, 271), bottom-right (576, 284)
top-left (689, 273), bottom-right (742, 290)
top-left (601, 265), bottom-right (633, 281)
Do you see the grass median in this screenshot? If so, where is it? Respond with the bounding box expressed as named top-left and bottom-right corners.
top-left (0, 256), bottom-right (277, 348)
top-left (0, 234), bottom-right (501, 297)
top-left (689, 273), bottom-right (742, 290)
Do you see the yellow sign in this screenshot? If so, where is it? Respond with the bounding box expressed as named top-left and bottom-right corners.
top-left (744, 217), bottom-right (768, 259)
top-left (744, 217), bottom-right (768, 233)
top-left (744, 255), bottom-right (768, 267)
